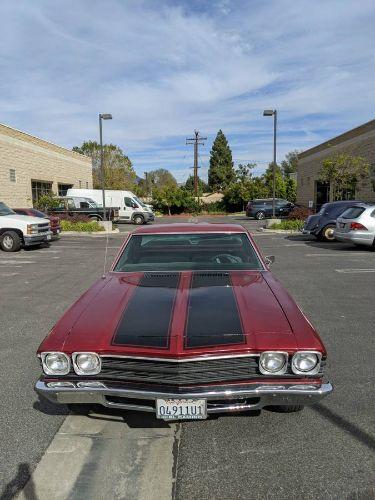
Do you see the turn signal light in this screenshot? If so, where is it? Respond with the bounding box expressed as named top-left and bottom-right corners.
top-left (350, 222), bottom-right (367, 231)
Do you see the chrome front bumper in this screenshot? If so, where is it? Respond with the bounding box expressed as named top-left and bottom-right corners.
top-left (35, 379), bottom-right (333, 415)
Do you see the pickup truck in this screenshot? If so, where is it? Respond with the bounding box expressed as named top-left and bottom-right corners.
top-left (49, 197), bottom-right (119, 222)
top-left (0, 202), bottom-right (52, 252)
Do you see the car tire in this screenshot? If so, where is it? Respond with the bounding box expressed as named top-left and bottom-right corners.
top-left (90, 216), bottom-right (100, 222)
top-left (133, 214), bottom-right (145, 225)
top-left (319, 224), bottom-right (336, 242)
top-left (0, 231), bottom-right (22, 252)
top-left (273, 405), bottom-right (304, 413)
top-left (255, 211), bottom-right (266, 220)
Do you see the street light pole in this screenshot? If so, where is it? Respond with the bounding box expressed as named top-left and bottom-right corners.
top-left (99, 113), bottom-right (112, 221)
top-left (263, 109), bottom-right (277, 218)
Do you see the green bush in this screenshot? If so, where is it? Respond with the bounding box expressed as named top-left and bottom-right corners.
top-left (269, 219), bottom-right (304, 231)
top-left (60, 220), bottom-right (105, 232)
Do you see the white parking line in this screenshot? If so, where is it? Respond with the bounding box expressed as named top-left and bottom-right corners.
top-left (305, 253), bottom-right (370, 257)
top-left (0, 260), bottom-right (35, 264)
top-left (0, 272), bottom-right (19, 277)
top-left (336, 269), bottom-right (375, 273)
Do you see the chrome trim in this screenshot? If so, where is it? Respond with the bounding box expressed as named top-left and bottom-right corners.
top-left (259, 351), bottom-right (288, 375)
top-left (291, 351), bottom-right (322, 375)
top-left (35, 379), bottom-right (333, 414)
top-left (72, 352), bottom-right (102, 375)
top-left (99, 353), bottom-right (260, 363)
top-left (41, 352), bottom-right (70, 376)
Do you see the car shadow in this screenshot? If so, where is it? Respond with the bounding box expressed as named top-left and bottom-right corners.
top-left (33, 397), bottom-right (69, 416)
top-left (286, 235), bottom-right (374, 252)
top-left (0, 463), bottom-right (37, 500)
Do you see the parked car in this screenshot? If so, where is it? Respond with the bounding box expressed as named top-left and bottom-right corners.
top-left (13, 208), bottom-right (61, 238)
top-left (334, 203), bottom-right (375, 248)
top-left (302, 200), bottom-right (363, 241)
top-left (67, 188), bottom-right (155, 225)
top-left (0, 201), bottom-right (51, 252)
top-left (49, 197), bottom-right (120, 222)
top-left (35, 223), bottom-right (332, 420)
top-left (246, 198), bottom-right (295, 219)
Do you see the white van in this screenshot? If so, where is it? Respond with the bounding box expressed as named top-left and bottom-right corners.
top-left (67, 189), bottom-right (154, 225)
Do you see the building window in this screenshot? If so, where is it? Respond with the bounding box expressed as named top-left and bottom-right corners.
top-left (9, 169), bottom-right (16, 182)
top-left (86, 181), bottom-right (89, 188)
top-left (58, 183), bottom-right (73, 196)
top-left (79, 180), bottom-right (82, 188)
top-left (31, 180), bottom-right (53, 206)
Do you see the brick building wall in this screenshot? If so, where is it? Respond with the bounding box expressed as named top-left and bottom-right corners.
top-left (297, 119), bottom-right (375, 208)
top-left (0, 123), bottom-right (92, 207)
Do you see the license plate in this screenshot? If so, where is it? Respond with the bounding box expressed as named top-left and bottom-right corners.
top-left (47, 234), bottom-right (52, 240)
top-left (156, 398), bottom-right (207, 420)
top-left (56, 229), bottom-right (60, 234)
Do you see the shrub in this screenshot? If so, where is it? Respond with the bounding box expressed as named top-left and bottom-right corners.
top-left (55, 213), bottom-right (91, 223)
top-left (288, 206), bottom-right (310, 220)
top-left (269, 219), bottom-right (304, 231)
top-left (60, 220), bottom-right (105, 232)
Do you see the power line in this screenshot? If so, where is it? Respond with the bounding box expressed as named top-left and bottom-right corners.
top-left (186, 130), bottom-right (207, 195)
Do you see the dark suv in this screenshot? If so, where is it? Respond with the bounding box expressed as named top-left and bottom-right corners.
top-left (303, 200), bottom-right (363, 241)
top-left (246, 199), bottom-right (295, 220)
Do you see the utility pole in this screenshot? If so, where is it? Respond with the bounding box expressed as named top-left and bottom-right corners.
top-left (186, 130), bottom-right (207, 196)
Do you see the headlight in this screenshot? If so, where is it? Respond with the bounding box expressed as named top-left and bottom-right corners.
top-left (72, 352), bottom-right (101, 375)
top-left (27, 224), bottom-right (39, 235)
top-left (41, 352), bottom-right (70, 375)
top-left (292, 352), bottom-right (321, 374)
top-left (259, 352), bottom-right (287, 374)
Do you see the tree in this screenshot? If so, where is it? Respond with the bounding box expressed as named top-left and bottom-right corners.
top-left (146, 169), bottom-right (177, 190)
top-left (185, 175), bottom-right (208, 193)
top-left (152, 185), bottom-right (199, 215)
top-left (263, 164), bottom-right (287, 199)
top-left (285, 177), bottom-right (297, 203)
top-left (208, 130), bottom-right (235, 191)
top-left (280, 150), bottom-right (299, 178)
top-left (319, 153), bottom-right (370, 201)
top-left (73, 141), bottom-right (136, 190)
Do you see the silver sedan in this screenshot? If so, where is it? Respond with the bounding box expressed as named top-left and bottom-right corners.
top-left (334, 203), bottom-right (375, 247)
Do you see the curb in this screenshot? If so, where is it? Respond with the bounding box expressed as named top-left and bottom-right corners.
top-left (257, 229), bottom-right (302, 235)
top-left (59, 229), bottom-right (122, 237)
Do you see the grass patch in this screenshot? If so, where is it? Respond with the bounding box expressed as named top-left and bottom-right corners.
top-left (269, 219), bottom-right (304, 231)
top-left (60, 220), bottom-right (105, 232)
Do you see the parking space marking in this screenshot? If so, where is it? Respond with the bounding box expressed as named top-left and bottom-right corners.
top-left (0, 272), bottom-right (19, 277)
top-left (0, 260), bottom-right (36, 264)
top-left (305, 253), bottom-right (371, 257)
top-left (335, 268), bottom-right (375, 273)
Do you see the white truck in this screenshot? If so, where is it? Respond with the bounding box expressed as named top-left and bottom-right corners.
top-left (0, 202), bottom-right (52, 252)
top-left (67, 188), bottom-right (154, 225)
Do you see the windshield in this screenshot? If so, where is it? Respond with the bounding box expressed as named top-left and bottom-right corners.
top-left (0, 202), bottom-right (15, 216)
top-left (114, 233), bottom-right (263, 272)
top-left (133, 196), bottom-right (147, 208)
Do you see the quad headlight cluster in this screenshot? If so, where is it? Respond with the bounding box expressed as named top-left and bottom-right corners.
top-left (259, 351), bottom-right (321, 375)
top-left (41, 352), bottom-right (101, 376)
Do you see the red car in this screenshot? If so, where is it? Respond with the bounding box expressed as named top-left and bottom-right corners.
top-left (35, 223), bottom-right (332, 420)
top-left (13, 208), bottom-right (61, 237)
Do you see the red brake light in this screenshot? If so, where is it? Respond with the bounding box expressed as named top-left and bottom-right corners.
top-left (350, 222), bottom-right (367, 231)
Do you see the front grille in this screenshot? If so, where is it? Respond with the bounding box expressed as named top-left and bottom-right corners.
top-left (99, 356), bottom-right (260, 385)
top-left (37, 223), bottom-right (50, 234)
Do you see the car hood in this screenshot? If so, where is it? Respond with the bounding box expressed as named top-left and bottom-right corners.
top-left (49, 270), bottom-right (310, 357)
top-left (304, 214), bottom-right (321, 230)
top-left (1, 214), bottom-right (50, 225)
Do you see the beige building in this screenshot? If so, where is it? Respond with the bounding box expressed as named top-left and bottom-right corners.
top-left (0, 123), bottom-right (92, 207)
top-left (297, 119), bottom-right (375, 210)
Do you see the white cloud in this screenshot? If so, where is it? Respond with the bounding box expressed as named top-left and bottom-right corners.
top-left (0, 0), bottom-right (374, 181)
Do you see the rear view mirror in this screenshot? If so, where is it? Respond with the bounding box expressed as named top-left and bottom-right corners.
top-left (265, 255), bottom-right (275, 266)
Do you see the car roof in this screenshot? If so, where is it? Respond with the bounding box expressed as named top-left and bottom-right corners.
top-left (132, 223), bottom-right (247, 234)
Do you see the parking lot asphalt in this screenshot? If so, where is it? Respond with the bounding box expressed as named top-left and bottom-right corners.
top-left (1, 216), bottom-right (374, 500)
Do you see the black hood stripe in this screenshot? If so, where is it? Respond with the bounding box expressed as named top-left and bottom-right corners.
top-left (112, 273), bottom-right (180, 348)
top-left (184, 272), bottom-right (245, 348)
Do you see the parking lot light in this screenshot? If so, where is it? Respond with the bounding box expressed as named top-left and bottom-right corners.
top-left (99, 113), bottom-right (113, 221)
top-left (262, 109), bottom-right (277, 218)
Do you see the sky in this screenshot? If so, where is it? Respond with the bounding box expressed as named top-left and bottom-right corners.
top-left (0, 0), bottom-right (374, 182)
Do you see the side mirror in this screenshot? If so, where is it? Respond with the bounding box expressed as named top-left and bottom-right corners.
top-left (265, 255), bottom-right (275, 266)
top-left (132, 202), bottom-right (138, 209)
